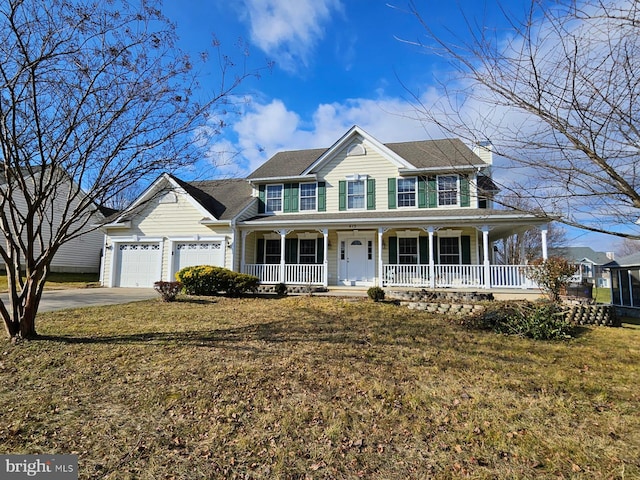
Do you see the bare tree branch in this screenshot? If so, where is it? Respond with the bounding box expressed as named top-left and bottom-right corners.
top-left (0, 0), bottom-right (262, 338)
top-left (405, 0), bottom-right (640, 239)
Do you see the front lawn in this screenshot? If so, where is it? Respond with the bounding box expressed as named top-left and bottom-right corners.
top-left (0, 296), bottom-right (638, 479)
top-left (0, 272), bottom-right (100, 292)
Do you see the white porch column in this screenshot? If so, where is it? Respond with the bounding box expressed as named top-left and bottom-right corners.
top-left (279, 229), bottom-right (287, 284)
top-left (241, 230), bottom-right (249, 274)
top-left (482, 226), bottom-right (491, 289)
top-left (322, 228), bottom-right (329, 288)
top-left (378, 227), bottom-right (384, 287)
top-left (230, 221), bottom-right (237, 272)
top-left (541, 225), bottom-right (549, 260)
top-left (427, 227), bottom-right (435, 289)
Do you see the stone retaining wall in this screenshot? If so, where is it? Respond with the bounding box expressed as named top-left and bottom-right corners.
top-left (388, 289), bottom-right (620, 327)
top-left (405, 302), bottom-right (486, 316)
top-left (387, 290), bottom-right (494, 303)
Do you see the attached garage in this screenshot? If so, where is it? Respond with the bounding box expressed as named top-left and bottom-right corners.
top-left (100, 174), bottom-right (250, 288)
top-left (173, 241), bottom-right (225, 273)
top-left (113, 242), bottom-right (162, 287)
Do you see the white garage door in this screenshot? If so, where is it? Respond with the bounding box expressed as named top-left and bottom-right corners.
top-left (115, 243), bottom-right (162, 287)
top-left (174, 241), bottom-right (225, 272)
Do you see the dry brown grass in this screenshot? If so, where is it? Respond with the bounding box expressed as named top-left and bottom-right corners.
top-left (0, 272), bottom-right (100, 292)
top-left (0, 295), bottom-right (638, 479)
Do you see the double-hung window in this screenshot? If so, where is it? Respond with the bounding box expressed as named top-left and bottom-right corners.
top-left (347, 179), bottom-right (365, 209)
top-left (439, 237), bottom-right (460, 264)
top-left (299, 183), bottom-right (317, 211)
top-left (437, 175), bottom-right (459, 207)
top-left (265, 239), bottom-right (281, 264)
top-left (299, 239), bottom-right (317, 264)
top-left (266, 184), bottom-right (283, 213)
top-left (398, 237), bottom-right (418, 264)
top-left (397, 177), bottom-right (416, 207)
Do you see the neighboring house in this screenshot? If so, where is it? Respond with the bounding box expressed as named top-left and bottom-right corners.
top-left (1, 168), bottom-right (111, 274)
top-left (605, 252), bottom-right (640, 316)
top-left (100, 125), bottom-right (552, 289)
top-left (549, 246), bottom-right (614, 288)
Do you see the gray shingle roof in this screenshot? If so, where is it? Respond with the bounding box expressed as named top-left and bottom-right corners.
top-left (548, 246), bottom-right (613, 265)
top-left (171, 176), bottom-right (253, 220)
top-left (386, 138), bottom-right (484, 169)
top-left (605, 252), bottom-right (640, 268)
top-left (247, 148), bottom-right (327, 179)
top-left (247, 138), bottom-right (486, 180)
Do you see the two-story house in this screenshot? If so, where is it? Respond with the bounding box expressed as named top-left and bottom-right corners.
top-left (100, 126), bottom-right (551, 289)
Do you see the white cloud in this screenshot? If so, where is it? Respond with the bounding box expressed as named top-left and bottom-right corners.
top-left (211, 93), bottom-right (450, 176)
top-left (242, 0), bottom-right (342, 71)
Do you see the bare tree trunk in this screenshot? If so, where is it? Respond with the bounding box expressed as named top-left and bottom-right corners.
top-left (1, 264), bottom-right (46, 340)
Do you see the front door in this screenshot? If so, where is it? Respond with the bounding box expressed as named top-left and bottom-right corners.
top-left (339, 235), bottom-right (375, 286)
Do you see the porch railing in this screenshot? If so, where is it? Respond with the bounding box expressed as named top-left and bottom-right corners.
top-left (383, 264), bottom-right (536, 289)
top-left (244, 263), bottom-right (325, 285)
top-left (244, 263), bottom-right (537, 289)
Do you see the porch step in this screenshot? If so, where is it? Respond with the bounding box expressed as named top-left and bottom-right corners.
top-left (325, 287), bottom-right (369, 297)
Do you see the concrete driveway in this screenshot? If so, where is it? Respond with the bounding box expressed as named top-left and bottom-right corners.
top-left (0, 287), bottom-right (158, 313)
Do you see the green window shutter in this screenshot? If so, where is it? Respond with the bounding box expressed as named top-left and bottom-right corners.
top-left (258, 185), bottom-right (266, 214)
top-left (339, 180), bottom-right (346, 211)
top-left (427, 176), bottom-right (437, 208)
top-left (387, 178), bottom-right (396, 209)
top-left (419, 236), bottom-right (429, 264)
top-left (316, 238), bottom-right (324, 264)
top-left (317, 182), bottom-right (326, 212)
top-left (291, 183), bottom-right (299, 212)
top-left (283, 183), bottom-right (299, 212)
top-left (283, 184), bottom-right (291, 212)
top-left (367, 178), bottom-right (376, 210)
top-left (461, 235), bottom-right (471, 265)
top-left (291, 183), bottom-right (300, 212)
top-left (389, 236), bottom-right (398, 264)
top-left (285, 238), bottom-right (297, 264)
top-left (256, 238), bottom-right (265, 263)
top-left (418, 176), bottom-right (427, 208)
top-left (460, 176), bottom-right (470, 207)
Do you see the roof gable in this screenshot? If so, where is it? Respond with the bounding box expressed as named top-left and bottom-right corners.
top-left (246, 125), bottom-right (488, 181)
top-left (302, 125), bottom-right (414, 174)
top-left (108, 173), bottom-right (253, 225)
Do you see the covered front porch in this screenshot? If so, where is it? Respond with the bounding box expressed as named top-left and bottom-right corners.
top-left (237, 222), bottom-right (549, 290)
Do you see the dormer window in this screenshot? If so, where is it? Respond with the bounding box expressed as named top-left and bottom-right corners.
top-left (266, 184), bottom-right (283, 213)
top-left (397, 177), bottom-right (417, 207)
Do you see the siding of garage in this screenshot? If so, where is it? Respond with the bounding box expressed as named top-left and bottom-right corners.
top-left (102, 189), bottom-right (234, 287)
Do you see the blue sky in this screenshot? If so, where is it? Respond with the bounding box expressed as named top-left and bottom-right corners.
top-left (161, 0), bottom-right (619, 252)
